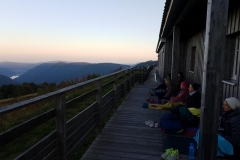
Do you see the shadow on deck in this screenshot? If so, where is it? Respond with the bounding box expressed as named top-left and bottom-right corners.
top-left (81, 67), bottom-right (189, 160)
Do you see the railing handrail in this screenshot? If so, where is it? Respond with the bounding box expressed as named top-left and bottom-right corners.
top-left (0, 67), bottom-right (136, 115)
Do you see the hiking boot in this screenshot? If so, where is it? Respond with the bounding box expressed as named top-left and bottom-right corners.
top-left (161, 148), bottom-right (173, 159)
top-left (166, 149), bottom-right (179, 160)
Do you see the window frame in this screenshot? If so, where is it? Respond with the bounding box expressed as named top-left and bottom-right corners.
top-left (189, 46), bottom-right (196, 73)
top-left (232, 35), bottom-right (240, 80)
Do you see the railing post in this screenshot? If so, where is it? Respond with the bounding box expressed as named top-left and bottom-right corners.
top-left (132, 68), bottom-right (135, 87)
top-left (141, 67), bottom-right (144, 84)
top-left (126, 69), bottom-right (130, 92)
top-left (113, 73), bottom-right (118, 112)
top-left (133, 67), bottom-right (136, 85)
top-left (129, 69), bottom-right (132, 88)
top-left (145, 67), bottom-right (148, 82)
top-left (122, 71), bottom-right (125, 98)
top-left (130, 68), bottom-right (133, 88)
top-left (96, 79), bottom-right (102, 133)
top-left (55, 94), bottom-right (67, 160)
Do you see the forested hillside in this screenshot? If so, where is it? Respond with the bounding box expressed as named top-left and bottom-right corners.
top-left (135, 60), bottom-right (157, 67)
top-left (0, 62), bottom-right (38, 75)
top-left (16, 62), bottom-right (130, 84)
top-left (0, 67), bottom-right (16, 77)
top-left (0, 74), bottom-right (18, 86)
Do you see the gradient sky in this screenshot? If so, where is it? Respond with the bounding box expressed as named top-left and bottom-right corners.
top-left (0, 0), bottom-right (164, 64)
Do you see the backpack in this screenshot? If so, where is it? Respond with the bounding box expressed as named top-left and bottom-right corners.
top-left (160, 113), bottom-right (184, 133)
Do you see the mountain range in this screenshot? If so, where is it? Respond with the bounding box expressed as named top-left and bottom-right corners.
top-left (0, 62), bottom-right (39, 76)
top-left (0, 62), bottom-right (130, 86)
top-left (0, 60), bottom-right (157, 86)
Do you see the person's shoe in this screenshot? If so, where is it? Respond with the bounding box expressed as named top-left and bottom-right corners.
top-left (161, 148), bottom-right (173, 159)
top-left (166, 149), bottom-right (179, 160)
top-left (146, 97), bottom-right (154, 103)
top-left (150, 91), bottom-right (156, 96)
top-left (146, 98), bottom-right (150, 102)
top-left (149, 120), bottom-right (158, 128)
top-left (145, 120), bottom-right (153, 126)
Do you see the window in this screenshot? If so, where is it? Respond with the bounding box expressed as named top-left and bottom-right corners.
top-left (232, 36), bottom-right (240, 80)
top-left (190, 46), bottom-right (196, 72)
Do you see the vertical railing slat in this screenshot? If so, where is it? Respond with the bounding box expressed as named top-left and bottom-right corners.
top-left (96, 79), bottom-right (102, 133)
top-left (113, 74), bottom-right (118, 112)
top-left (122, 71), bottom-right (125, 98)
top-left (55, 94), bottom-right (67, 160)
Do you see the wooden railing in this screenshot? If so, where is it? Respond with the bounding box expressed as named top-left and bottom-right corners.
top-left (222, 80), bottom-right (238, 100)
top-left (0, 66), bottom-right (153, 160)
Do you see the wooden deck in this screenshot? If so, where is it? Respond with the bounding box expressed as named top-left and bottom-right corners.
top-left (81, 68), bottom-right (189, 160)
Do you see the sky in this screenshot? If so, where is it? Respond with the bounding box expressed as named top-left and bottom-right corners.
top-left (0, 0), bottom-right (165, 65)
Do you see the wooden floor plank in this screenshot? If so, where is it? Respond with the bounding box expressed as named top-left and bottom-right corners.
top-left (81, 68), bottom-right (189, 160)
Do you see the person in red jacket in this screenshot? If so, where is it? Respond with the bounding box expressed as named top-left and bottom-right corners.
top-left (169, 81), bottom-right (189, 103)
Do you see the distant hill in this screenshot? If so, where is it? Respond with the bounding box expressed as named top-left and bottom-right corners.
top-left (0, 67), bottom-right (16, 77)
top-left (0, 62), bottom-right (39, 75)
top-left (0, 74), bottom-right (18, 86)
top-left (135, 60), bottom-right (158, 68)
top-left (16, 62), bottom-right (130, 84)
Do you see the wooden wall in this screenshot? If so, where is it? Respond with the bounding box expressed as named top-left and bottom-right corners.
top-left (222, 35), bottom-right (240, 100)
top-left (179, 41), bottom-right (188, 77)
top-left (158, 45), bottom-right (165, 82)
top-left (157, 40), bottom-right (173, 83)
top-left (222, 2), bottom-right (240, 100)
top-left (157, 2), bottom-right (240, 102)
top-left (227, 4), bottom-right (240, 35)
top-left (164, 39), bottom-right (173, 79)
top-left (184, 30), bottom-right (205, 85)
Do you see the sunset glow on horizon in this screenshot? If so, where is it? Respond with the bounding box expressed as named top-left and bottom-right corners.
top-left (0, 0), bottom-right (164, 64)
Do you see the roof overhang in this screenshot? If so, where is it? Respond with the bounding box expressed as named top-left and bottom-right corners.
top-left (156, 0), bottom-right (207, 53)
top-left (156, 38), bottom-right (166, 53)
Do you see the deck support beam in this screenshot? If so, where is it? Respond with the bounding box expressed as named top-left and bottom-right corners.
top-left (171, 26), bottom-right (180, 85)
top-left (198, 0), bottom-right (229, 159)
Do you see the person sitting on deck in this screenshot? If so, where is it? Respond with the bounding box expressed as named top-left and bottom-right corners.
top-left (176, 72), bottom-right (184, 94)
top-left (218, 97), bottom-right (240, 157)
top-left (171, 83), bottom-right (201, 127)
top-left (195, 97), bottom-right (240, 157)
top-left (147, 77), bottom-right (176, 104)
top-left (149, 73), bottom-right (171, 96)
top-left (148, 81), bottom-right (189, 110)
top-left (158, 77), bottom-right (176, 101)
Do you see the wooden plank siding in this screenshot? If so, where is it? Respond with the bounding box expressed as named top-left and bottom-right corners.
top-left (227, 5), bottom-right (240, 35)
top-left (164, 39), bottom-right (173, 78)
top-left (198, 0), bottom-right (229, 158)
top-left (158, 45), bottom-right (165, 82)
top-left (184, 30), bottom-right (205, 85)
top-left (179, 40), bottom-right (187, 76)
top-left (222, 15), bottom-right (240, 101)
top-left (81, 67), bottom-right (190, 160)
top-left (171, 26), bottom-right (181, 85)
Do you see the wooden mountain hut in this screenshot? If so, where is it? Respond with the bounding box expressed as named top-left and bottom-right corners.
top-left (155, 0), bottom-right (240, 159)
